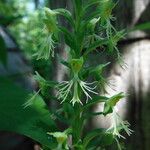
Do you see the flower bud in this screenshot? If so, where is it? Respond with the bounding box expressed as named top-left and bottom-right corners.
top-left (47, 132), bottom-right (67, 144)
top-left (44, 7), bottom-right (57, 18)
top-left (43, 7), bottom-right (58, 34)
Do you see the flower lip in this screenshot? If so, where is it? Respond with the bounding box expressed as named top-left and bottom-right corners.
top-left (56, 74), bottom-right (98, 105)
top-left (107, 108), bottom-right (133, 139)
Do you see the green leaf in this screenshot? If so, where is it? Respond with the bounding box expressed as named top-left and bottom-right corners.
top-left (73, 0), bottom-right (82, 17)
top-left (84, 39), bottom-right (108, 55)
top-left (0, 35), bottom-right (7, 65)
top-left (59, 26), bottom-right (77, 51)
top-left (107, 92), bottom-right (125, 107)
top-left (55, 8), bottom-right (75, 27)
top-left (90, 132), bottom-right (114, 148)
top-left (0, 76), bottom-right (57, 149)
top-left (100, 133), bottom-right (114, 146)
top-left (83, 95), bottom-right (108, 111)
top-left (103, 92), bottom-right (125, 115)
top-left (84, 111), bottom-right (103, 119)
top-left (0, 16), bottom-right (22, 26)
top-left (129, 22), bottom-right (150, 32)
top-left (83, 0), bottom-right (101, 13)
top-left (103, 102), bottom-right (113, 116)
top-left (84, 9), bottom-right (102, 23)
top-left (89, 62), bottom-right (110, 79)
top-left (51, 109), bottom-right (69, 125)
top-left (83, 128), bottom-right (104, 148)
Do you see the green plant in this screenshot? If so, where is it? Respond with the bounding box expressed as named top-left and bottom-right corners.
top-left (0, 0), bottom-right (135, 150)
top-left (25, 0), bottom-right (133, 149)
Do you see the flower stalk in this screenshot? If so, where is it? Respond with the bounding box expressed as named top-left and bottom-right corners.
top-left (25, 1), bottom-right (133, 149)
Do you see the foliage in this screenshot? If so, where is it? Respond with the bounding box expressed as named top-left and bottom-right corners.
top-left (21, 0), bottom-right (133, 149)
top-left (0, 77), bottom-right (57, 149)
top-left (9, 8), bottom-right (53, 78)
top-left (0, 0), bottom-right (27, 26)
top-left (0, 36), bottom-right (7, 65)
top-left (0, 0), bottom-right (136, 150)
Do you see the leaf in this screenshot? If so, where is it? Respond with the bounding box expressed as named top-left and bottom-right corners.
top-left (83, 95), bottom-right (108, 111)
top-left (84, 111), bottom-right (103, 119)
top-left (129, 22), bottom-right (150, 32)
top-left (103, 92), bottom-right (125, 115)
top-left (0, 76), bottom-right (57, 149)
top-left (55, 8), bottom-right (75, 27)
top-left (89, 62), bottom-right (110, 78)
top-left (73, 0), bottom-right (82, 17)
top-left (84, 39), bottom-right (108, 55)
top-left (89, 132), bottom-right (114, 148)
top-left (0, 35), bottom-right (7, 65)
top-left (107, 92), bottom-right (125, 107)
top-left (84, 9), bottom-right (102, 23)
top-left (59, 26), bottom-right (77, 51)
top-left (83, 0), bottom-right (101, 13)
top-left (100, 133), bottom-right (114, 146)
top-left (0, 16), bottom-right (22, 26)
top-left (83, 128), bottom-right (104, 148)
top-left (51, 109), bottom-right (69, 125)
top-left (103, 103), bottom-right (113, 116)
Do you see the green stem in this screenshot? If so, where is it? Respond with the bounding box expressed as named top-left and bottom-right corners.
top-left (72, 104), bottom-right (84, 149)
top-left (73, 0), bottom-right (83, 58)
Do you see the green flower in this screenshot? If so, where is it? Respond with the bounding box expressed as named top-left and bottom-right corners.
top-left (57, 75), bottom-right (98, 106)
top-left (57, 80), bottom-right (74, 103)
top-left (70, 57), bottom-right (84, 74)
top-left (57, 57), bottom-right (98, 105)
top-left (33, 33), bottom-right (55, 59)
top-left (70, 81), bottom-right (82, 106)
top-left (33, 7), bottom-right (60, 60)
top-left (47, 131), bottom-right (68, 150)
top-left (107, 108), bottom-right (133, 139)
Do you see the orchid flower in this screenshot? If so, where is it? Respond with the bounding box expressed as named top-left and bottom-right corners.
top-left (33, 7), bottom-right (58, 60)
top-left (108, 107), bottom-right (133, 139)
top-left (57, 76), bottom-right (98, 106)
top-left (56, 57), bottom-right (98, 105)
top-left (33, 33), bottom-right (55, 59)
